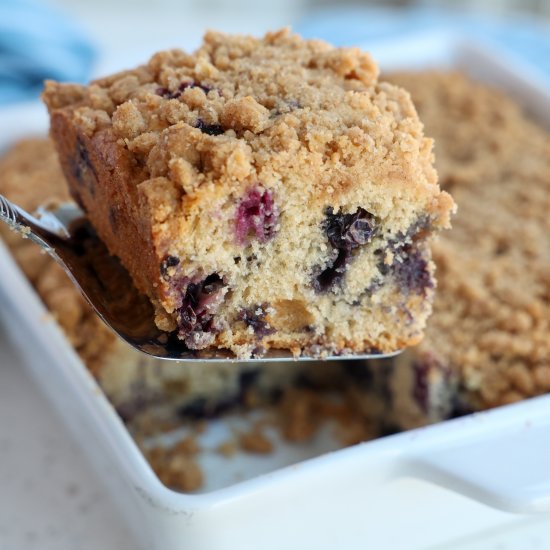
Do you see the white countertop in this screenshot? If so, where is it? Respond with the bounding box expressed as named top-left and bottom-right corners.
top-left (0, 329), bottom-right (136, 550)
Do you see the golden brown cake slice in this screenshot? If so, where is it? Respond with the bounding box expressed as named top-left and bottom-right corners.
top-left (43, 29), bottom-right (454, 359)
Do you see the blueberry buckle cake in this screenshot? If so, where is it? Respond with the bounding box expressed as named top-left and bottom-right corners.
top-left (43, 29), bottom-right (454, 358)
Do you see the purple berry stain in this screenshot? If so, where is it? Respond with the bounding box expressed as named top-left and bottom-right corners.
top-left (392, 245), bottom-right (433, 296)
top-left (313, 207), bottom-right (376, 292)
top-left (239, 304), bottom-right (276, 338)
top-left (235, 187), bottom-right (279, 245)
top-left (174, 274), bottom-right (226, 349)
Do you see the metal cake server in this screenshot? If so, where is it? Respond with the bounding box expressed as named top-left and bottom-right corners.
top-left (0, 194), bottom-right (401, 362)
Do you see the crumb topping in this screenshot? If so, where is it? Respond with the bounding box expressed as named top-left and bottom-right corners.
top-left (42, 28), bottom-right (441, 209)
top-left (145, 436), bottom-right (203, 492)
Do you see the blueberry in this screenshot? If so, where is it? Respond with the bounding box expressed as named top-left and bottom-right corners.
top-left (251, 345), bottom-right (267, 358)
top-left (71, 137), bottom-right (97, 194)
top-left (324, 207), bottom-right (376, 250)
top-left (202, 274), bottom-right (225, 295)
top-left (188, 82), bottom-right (213, 94)
top-left (312, 249), bottom-right (350, 293)
top-left (174, 274), bottom-right (225, 349)
top-left (195, 119), bottom-right (225, 136)
top-left (155, 86), bottom-right (176, 99)
top-left (156, 80), bottom-right (214, 100)
top-left (235, 187), bottom-right (279, 245)
top-left (239, 304), bottom-right (276, 338)
top-left (179, 305), bottom-right (197, 331)
top-left (160, 255), bottom-right (180, 280)
top-left (377, 262), bottom-right (390, 276)
top-left (313, 206), bottom-right (376, 293)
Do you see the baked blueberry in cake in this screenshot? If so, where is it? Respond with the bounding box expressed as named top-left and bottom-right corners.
top-left (43, 29), bottom-right (454, 358)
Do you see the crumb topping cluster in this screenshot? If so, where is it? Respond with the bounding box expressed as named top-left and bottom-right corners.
top-left (43, 28), bottom-right (437, 208)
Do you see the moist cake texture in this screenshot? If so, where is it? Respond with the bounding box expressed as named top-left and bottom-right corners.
top-left (387, 71), bottom-right (550, 411)
top-left (43, 29), bottom-right (454, 358)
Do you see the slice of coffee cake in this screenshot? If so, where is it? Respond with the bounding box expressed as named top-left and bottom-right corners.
top-left (43, 29), bottom-right (454, 358)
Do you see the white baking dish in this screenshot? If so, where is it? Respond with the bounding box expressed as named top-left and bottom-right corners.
top-left (1, 33), bottom-right (550, 550)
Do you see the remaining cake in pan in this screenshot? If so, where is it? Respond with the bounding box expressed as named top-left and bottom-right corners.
top-left (387, 71), bottom-right (550, 412)
top-left (43, 29), bottom-right (454, 358)
top-left (0, 138), bottom-right (113, 374)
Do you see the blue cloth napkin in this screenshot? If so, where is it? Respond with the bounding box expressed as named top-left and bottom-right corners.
top-left (0, 0), bottom-right (95, 105)
top-left (296, 6), bottom-right (550, 82)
